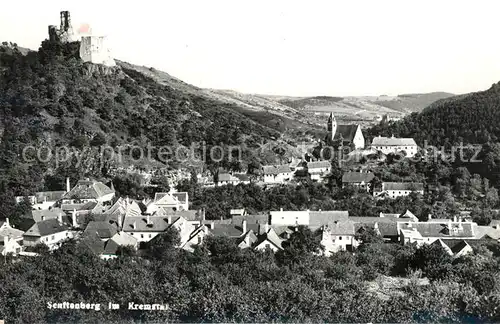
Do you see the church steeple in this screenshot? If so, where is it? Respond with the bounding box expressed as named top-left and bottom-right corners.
top-left (327, 112), bottom-right (337, 141)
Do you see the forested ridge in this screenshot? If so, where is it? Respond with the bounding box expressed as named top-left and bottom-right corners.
top-left (368, 82), bottom-right (500, 146)
top-left (0, 41), bottom-right (313, 197)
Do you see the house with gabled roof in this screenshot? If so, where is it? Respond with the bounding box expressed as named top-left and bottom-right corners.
top-left (100, 231), bottom-right (138, 260)
top-left (350, 216), bottom-right (400, 242)
top-left (83, 221), bottom-right (118, 241)
top-left (377, 182), bottom-right (424, 199)
top-left (23, 214), bottom-right (74, 250)
top-left (430, 239), bottom-right (473, 258)
top-left (254, 226), bottom-right (284, 252)
top-left (319, 220), bottom-right (357, 255)
top-left (146, 192), bottom-right (188, 214)
top-left (306, 160), bottom-right (332, 182)
top-left (216, 173), bottom-right (250, 186)
top-left (0, 218), bottom-right (24, 256)
top-left (61, 178), bottom-right (115, 208)
top-left (372, 135), bottom-right (418, 157)
top-left (262, 165), bottom-right (293, 184)
top-left (342, 171), bottom-right (374, 191)
top-left (180, 224), bottom-right (211, 252)
top-left (0, 219), bottom-right (23, 242)
top-left (397, 220), bottom-right (475, 245)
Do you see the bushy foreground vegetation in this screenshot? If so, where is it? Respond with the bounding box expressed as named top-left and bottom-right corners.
top-left (1, 228), bottom-right (499, 323)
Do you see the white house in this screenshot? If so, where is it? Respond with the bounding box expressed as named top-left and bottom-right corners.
top-left (254, 227), bottom-right (284, 252)
top-left (270, 209), bottom-right (310, 226)
top-left (378, 182), bottom-right (424, 199)
top-left (216, 173), bottom-right (250, 186)
top-left (371, 135), bottom-right (418, 157)
top-left (307, 160), bottom-right (332, 182)
top-left (146, 192), bottom-right (189, 214)
top-left (23, 215), bottom-right (74, 250)
top-left (262, 165), bottom-right (293, 184)
top-left (319, 220), bottom-right (357, 255)
top-left (341, 171), bottom-right (375, 191)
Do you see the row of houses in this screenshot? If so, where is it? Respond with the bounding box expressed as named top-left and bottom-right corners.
top-left (8, 177), bottom-right (498, 260)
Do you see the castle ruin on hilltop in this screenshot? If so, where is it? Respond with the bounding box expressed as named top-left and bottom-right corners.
top-left (48, 11), bottom-right (116, 67)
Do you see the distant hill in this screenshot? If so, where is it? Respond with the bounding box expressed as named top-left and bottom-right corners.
top-left (376, 92), bottom-right (456, 113)
top-left (267, 92), bottom-right (455, 125)
top-left (367, 83), bottom-right (500, 147)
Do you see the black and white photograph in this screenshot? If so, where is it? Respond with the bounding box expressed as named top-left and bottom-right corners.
top-left (1, 1), bottom-right (500, 323)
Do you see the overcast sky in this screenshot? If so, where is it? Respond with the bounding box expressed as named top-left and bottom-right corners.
top-left (2, 0), bottom-right (500, 96)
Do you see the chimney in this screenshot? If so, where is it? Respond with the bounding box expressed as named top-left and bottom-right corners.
top-left (71, 209), bottom-right (77, 227)
top-left (242, 220), bottom-right (247, 234)
top-left (41, 215), bottom-right (45, 221)
top-left (117, 215), bottom-right (122, 229)
top-left (168, 214), bottom-right (172, 224)
top-left (453, 215), bottom-right (457, 223)
top-left (58, 213), bottom-right (63, 225)
top-left (5, 218), bottom-right (10, 227)
top-left (132, 221), bottom-right (136, 230)
top-left (379, 212), bottom-right (384, 218)
top-left (428, 214), bottom-right (432, 220)
top-left (280, 208), bottom-right (283, 212)
top-left (66, 177), bottom-right (71, 192)
top-left (3, 235), bottom-right (8, 247)
top-left (126, 197), bottom-right (130, 205)
top-left (202, 209), bottom-right (206, 222)
top-left (265, 223), bottom-right (269, 233)
top-left (146, 215), bottom-right (151, 225)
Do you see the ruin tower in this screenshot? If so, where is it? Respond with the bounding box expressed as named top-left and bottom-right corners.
top-left (60, 11), bottom-right (70, 32)
top-left (56, 11), bottom-right (78, 43)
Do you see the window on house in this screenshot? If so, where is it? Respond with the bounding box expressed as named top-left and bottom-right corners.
top-left (141, 234), bottom-right (144, 239)
top-left (149, 234), bottom-right (152, 238)
top-left (339, 236), bottom-right (342, 240)
top-left (51, 235), bottom-right (55, 241)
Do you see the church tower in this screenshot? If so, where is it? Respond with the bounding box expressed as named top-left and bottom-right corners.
top-left (327, 112), bottom-right (337, 141)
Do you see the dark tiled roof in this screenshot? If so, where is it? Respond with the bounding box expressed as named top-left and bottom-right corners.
top-left (24, 218), bottom-right (70, 237)
top-left (217, 173), bottom-right (239, 182)
top-left (233, 173), bottom-right (250, 182)
top-left (81, 232), bottom-right (106, 254)
top-left (62, 179), bottom-right (114, 200)
top-left (262, 165), bottom-right (292, 175)
top-left (353, 220), bottom-right (399, 237)
top-left (35, 191), bottom-right (66, 202)
top-left (232, 214), bottom-right (270, 225)
top-left (398, 222), bottom-right (474, 238)
top-left (445, 239), bottom-right (471, 254)
top-left (307, 161), bottom-right (332, 169)
top-left (309, 211), bottom-right (349, 226)
top-left (25, 208), bottom-right (65, 222)
top-left (334, 125), bottom-right (359, 142)
top-left (172, 192), bottom-right (188, 204)
top-left (383, 182), bottom-right (424, 191)
top-left (122, 215), bottom-right (172, 232)
top-left (84, 221), bottom-right (118, 239)
top-left (210, 224), bottom-right (243, 237)
top-left (342, 172), bottom-right (374, 183)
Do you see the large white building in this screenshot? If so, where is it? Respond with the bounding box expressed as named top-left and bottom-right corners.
top-left (79, 35), bottom-right (116, 67)
top-left (371, 135), bottom-right (418, 157)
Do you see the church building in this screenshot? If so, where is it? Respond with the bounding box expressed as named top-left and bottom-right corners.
top-left (325, 113), bottom-right (365, 150)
